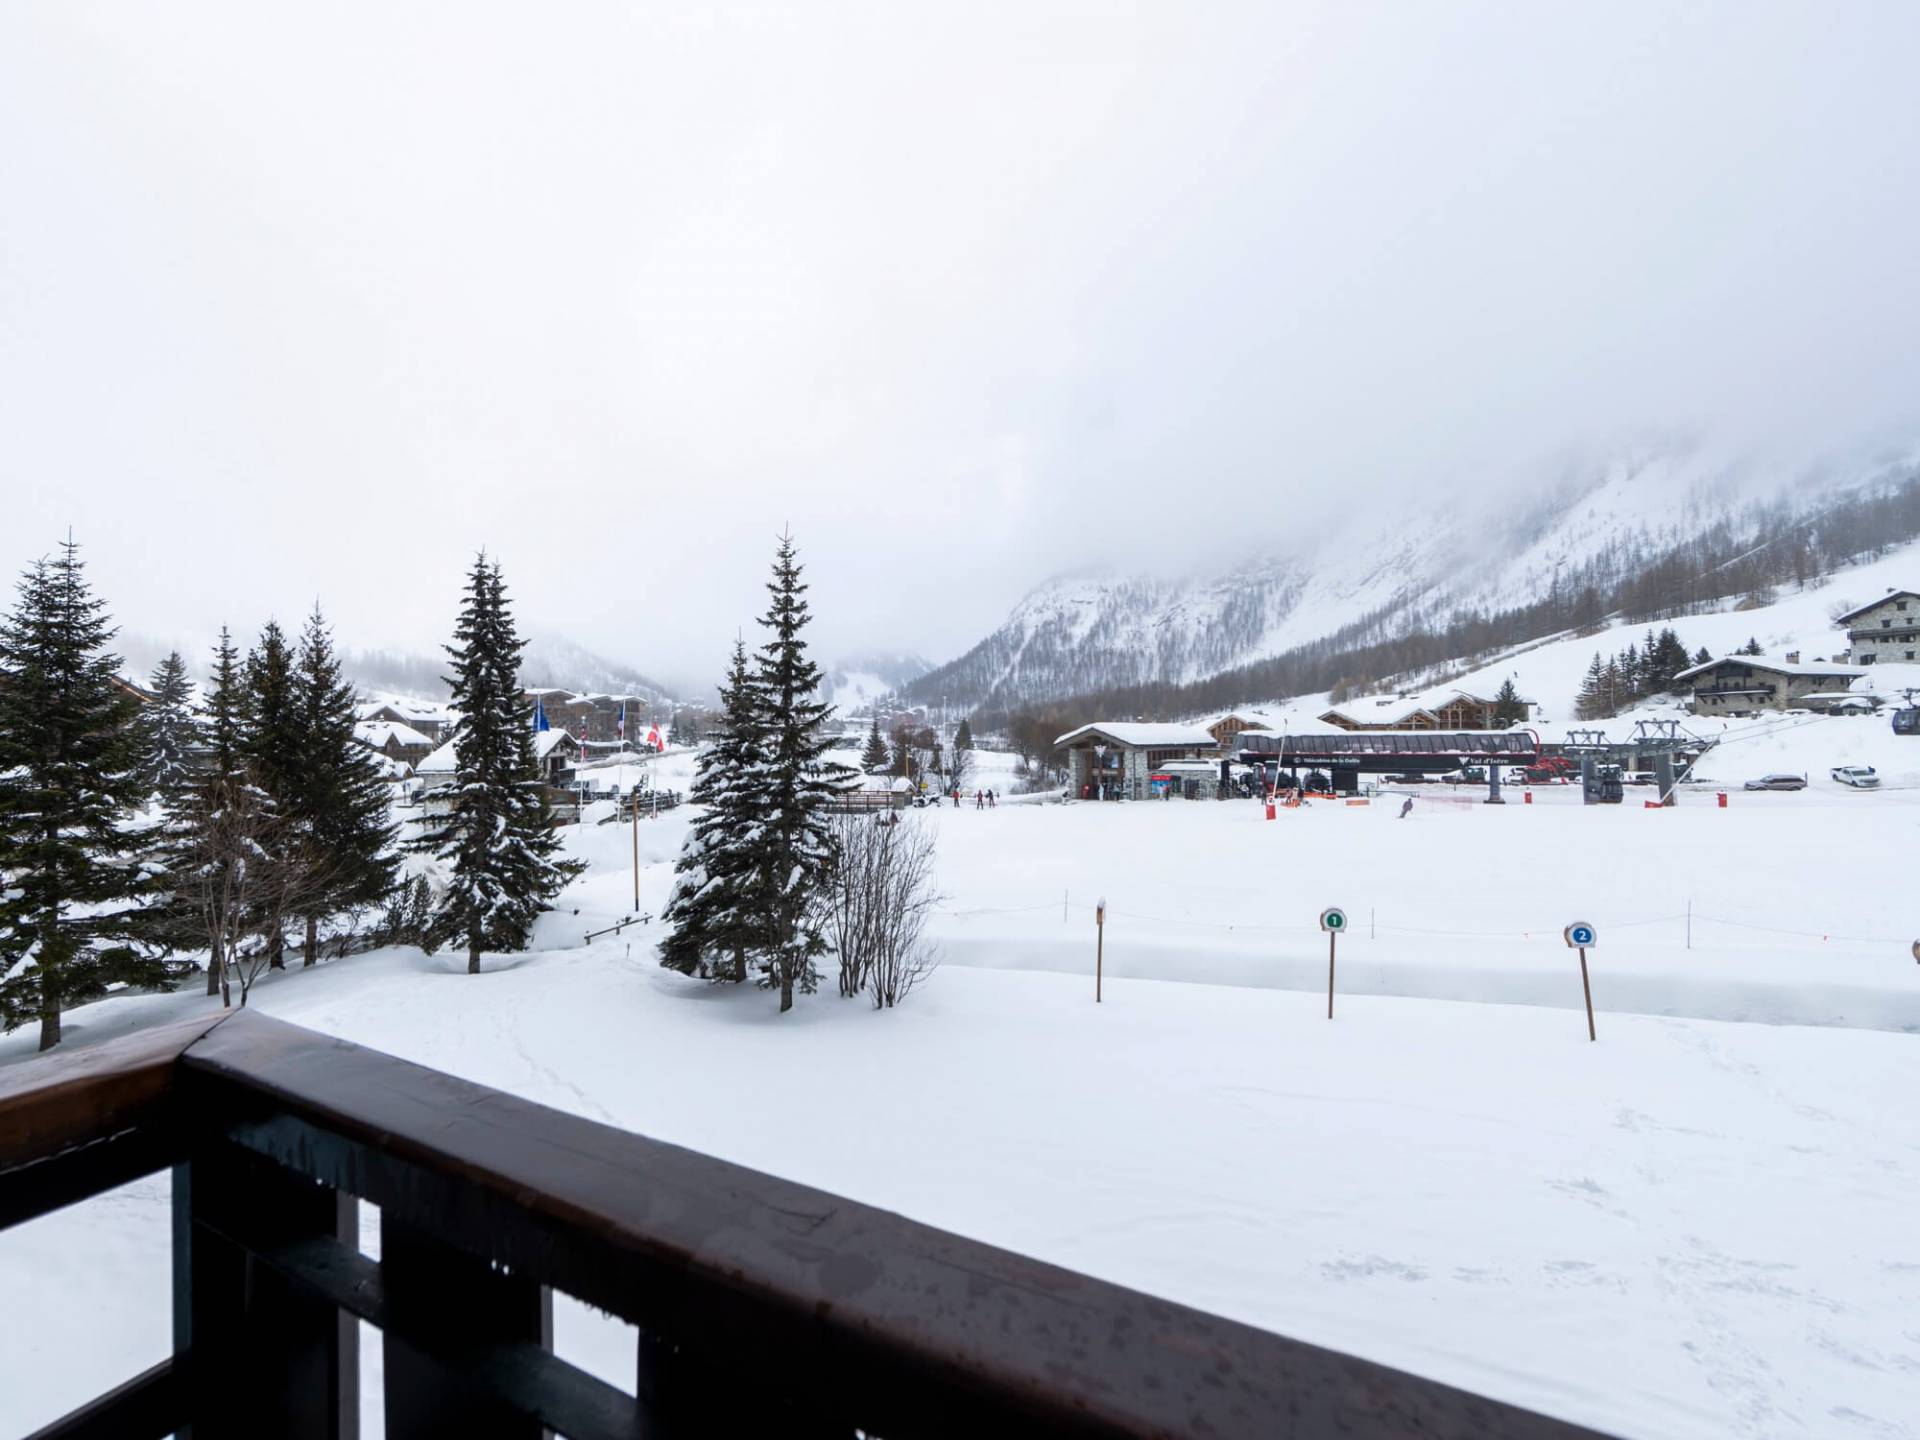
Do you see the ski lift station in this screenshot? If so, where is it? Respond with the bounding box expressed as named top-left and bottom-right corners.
top-left (1056, 721), bottom-right (1543, 801)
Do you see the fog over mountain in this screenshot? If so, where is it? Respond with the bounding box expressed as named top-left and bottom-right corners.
top-left (5, 4), bottom-right (1919, 690)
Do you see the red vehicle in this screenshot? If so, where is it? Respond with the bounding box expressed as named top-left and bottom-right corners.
top-left (1521, 756), bottom-right (1574, 783)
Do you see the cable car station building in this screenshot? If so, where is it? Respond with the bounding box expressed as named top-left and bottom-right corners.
top-left (1055, 723), bottom-right (1219, 801)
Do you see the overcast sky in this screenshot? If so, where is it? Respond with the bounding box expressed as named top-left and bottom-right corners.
top-left (4, 2), bottom-right (1918, 692)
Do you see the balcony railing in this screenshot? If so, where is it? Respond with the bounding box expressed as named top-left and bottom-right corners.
top-left (0, 1010), bottom-right (1611, 1439)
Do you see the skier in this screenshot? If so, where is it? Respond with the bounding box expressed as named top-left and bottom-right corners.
top-left (975, 789), bottom-right (984, 810)
top-left (1399, 795), bottom-right (1414, 819)
top-left (987, 788), bottom-right (996, 808)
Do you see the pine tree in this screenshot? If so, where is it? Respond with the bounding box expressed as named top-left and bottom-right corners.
top-left (287, 605), bottom-right (400, 966)
top-left (1574, 653), bottom-right (1609, 721)
top-left (244, 621), bottom-right (299, 804)
top-left (660, 639), bottom-right (764, 983)
top-left (859, 714), bottom-right (890, 773)
top-left (1620, 648), bottom-right (1651, 706)
top-left (0, 541), bottom-right (184, 1049)
top-left (414, 556), bottom-right (577, 973)
top-left (136, 650), bottom-right (199, 807)
top-left (170, 629), bottom-right (253, 997)
top-left (1741, 637), bottom-right (1763, 656)
top-left (750, 531), bottom-right (852, 1013)
top-left (1694, 645), bottom-right (1712, 665)
top-left (243, 620), bottom-right (299, 967)
top-left (1601, 658), bottom-right (1624, 717)
top-left (1491, 677), bottom-right (1527, 728)
top-left (954, 717), bottom-right (974, 751)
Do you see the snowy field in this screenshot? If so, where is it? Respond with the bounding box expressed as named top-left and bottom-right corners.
top-left (4, 728), bottom-right (1920, 1439)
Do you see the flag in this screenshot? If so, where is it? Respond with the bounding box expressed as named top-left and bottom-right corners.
top-left (533, 698), bottom-right (549, 732)
top-left (617, 701), bottom-right (626, 740)
top-left (647, 725), bottom-right (662, 751)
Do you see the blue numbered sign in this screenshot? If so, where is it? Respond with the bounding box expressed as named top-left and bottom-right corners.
top-left (1564, 921), bottom-right (1597, 948)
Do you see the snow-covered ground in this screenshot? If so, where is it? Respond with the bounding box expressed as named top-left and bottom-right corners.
top-left (4, 734), bottom-right (1919, 1438)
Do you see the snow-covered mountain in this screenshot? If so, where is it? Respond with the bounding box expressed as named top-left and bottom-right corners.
top-left (907, 445), bottom-right (1920, 716)
top-left (340, 632), bottom-right (676, 707)
top-left (513, 632), bottom-right (676, 702)
top-left (819, 652), bottom-right (934, 714)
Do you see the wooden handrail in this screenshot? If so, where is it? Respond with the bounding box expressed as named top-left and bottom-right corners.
top-left (0, 1010), bottom-right (231, 1172)
top-left (1, 1009), bottom-right (1615, 1439)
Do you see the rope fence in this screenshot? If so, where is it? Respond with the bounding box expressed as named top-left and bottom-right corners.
top-left (933, 899), bottom-right (1914, 948)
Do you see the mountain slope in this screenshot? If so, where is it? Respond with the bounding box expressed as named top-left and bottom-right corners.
top-left (909, 446), bottom-right (1920, 717)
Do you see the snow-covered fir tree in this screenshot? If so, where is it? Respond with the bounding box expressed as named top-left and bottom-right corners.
top-left (168, 628), bottom-right (253, 997)
top-left (0, 540), bottom-right (184, 1049)
top-left (660, 638), bottom-right (764, 984)
top-left (242, 620), bottom-right (299, 966)
top-left (414, 555), bottom-right (576, 973)
top-left (954, 717), bottom-right (973, 751)
top-left (136, 650), bottom-right (199, 807)
top-left (244, 620), bottom-right (299, 804)
top-left (750, 530), bottom-right (853, 1012)
top-left (1491, 678), bottom-right (1527, 728)
top-left (859, 714), bottom-right (890, 773)
top-left (287, 605), bottom-right (399, 966)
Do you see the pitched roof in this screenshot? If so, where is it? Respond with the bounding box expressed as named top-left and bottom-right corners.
top-left (1674, 655), bottom-right (1866, 681)
top-left (1317, 703), bottom-right (1440, 727)
top-left (1209, 709), bottom-right (1283, 729)
top-left (534, 728), bottom-right (579, 758)
top-left (418, 739), bottom-right (459, 774)
top-left (1053, 722), bottom-right (1217, 749)
top-left (1833, 589), bottom-right (1920, 623)
top-left (354, 720), bottom-right (433, 750)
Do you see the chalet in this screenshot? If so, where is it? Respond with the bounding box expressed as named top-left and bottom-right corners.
top-left (1205, 710), bottom-right (1283, 750)
top-left (1054, 722), bottom-right (1218, 801)
top-left (1834, 589), bottom-right (1920, 666)
top-left (354, 701), bottom-right (450, 743)
top-left (418, 728), bottom-right (581, 806)
top-left (353, 719), bottom-right (434, 766)
top-left (1318, 687), bottom-right (1534, 732)
top-left (1674, 655), bottom-right (1866, 715)
top-left (532, 727), bottom-right (582, 782)
top-left (1319, 701), bottom-right (1439, 731)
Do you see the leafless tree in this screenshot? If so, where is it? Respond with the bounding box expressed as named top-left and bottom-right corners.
top-left (186, 776), bottom-right (339, 1008)
top-left (824, 811), bottom-right (940, 1008)
top-left (944, 744), bottom-right (973, 798)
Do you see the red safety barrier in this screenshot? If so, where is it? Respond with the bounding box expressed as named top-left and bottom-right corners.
top-left (1523, 790), bottom-right (1533, 805)
top-left (1265, 802), bottom-right (1276, 820)
top-left (1717, 791), bottom-right (1728, 808)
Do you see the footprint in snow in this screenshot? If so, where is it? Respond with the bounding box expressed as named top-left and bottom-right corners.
top-left (1319, 1255), bottom-right (1428, 1283)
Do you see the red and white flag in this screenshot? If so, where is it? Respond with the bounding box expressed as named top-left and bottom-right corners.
top-left (647, 725), bottom-right (663, 751)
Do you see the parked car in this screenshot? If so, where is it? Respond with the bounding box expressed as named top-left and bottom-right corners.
top-left (1742, 773), bottom-right (1807, 791)
top-left (1830, 765), bottom-right (1882, 789)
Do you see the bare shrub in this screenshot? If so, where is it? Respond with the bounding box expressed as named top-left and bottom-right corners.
top-left (825, 812), bottom-right (940, 1008)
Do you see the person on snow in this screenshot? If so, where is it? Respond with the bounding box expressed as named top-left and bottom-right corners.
top-left (975, 789), bottom-right (984, 809)
top-left (1399, 795), bottom-right (1414, 819)
top-left (987, 788), bottom-right (996, 808)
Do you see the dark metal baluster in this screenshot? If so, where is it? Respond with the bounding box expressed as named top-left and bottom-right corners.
top-left (381, 1213), bottom-right (553, 1439)
top-left (637, 1323), bottom-right (850, 1440)
top-left (173, 1148), bottom-right (359, 1440)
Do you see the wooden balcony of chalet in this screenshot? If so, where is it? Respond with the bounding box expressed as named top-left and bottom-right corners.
top-left (0, 1010), bottom-right (1610, 1439)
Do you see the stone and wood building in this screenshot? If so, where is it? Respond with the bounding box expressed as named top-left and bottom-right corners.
top-left (1320, 691), bottom-right (1478, 731)
top-left (1054, 722), bottom-right (1219, 801)
top-left (1674, 655), bottom-right (1866, 715)
top-left (1835, 589), bottom-right (1920, 666)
